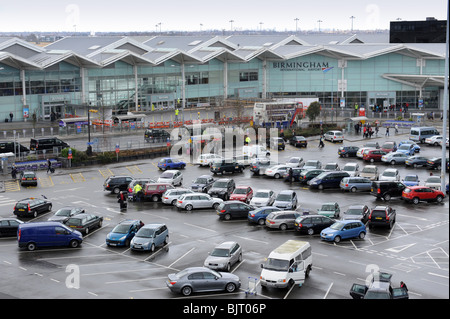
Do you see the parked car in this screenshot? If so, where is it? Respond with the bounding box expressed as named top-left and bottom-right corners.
top-left (233, 154), bottom-right (252, 166)
top-left (0, 218), bottom-right (24, 237)
top-left (398, 140), bottom-right (420, 153)
top-left (294, 214), bottom-right (334, 235)
top-left (368, 206), bottom-right (396, 229)
top-left (30, 137), bottom-right (69, 153)
top-left (203, 241), bottom-right (242, 272)
top-left (396, 143), bottom-right (416, 156)
top-left (342, 162), bottom-right (359, 177)
top-left (265, 165), bottom-right (290, 179)
top-left (425, 176), bottom-right (442, 190)
top-left (402, 186), bottom-right (445, 204)
top-left (106, 219), bottom-right (143, 247)
top-left (247, 206), bottom-right (282, 225)
top-left (162, 188), bottom-right (194, 205)
top-left (208, 178), bottom-right (235, 200)
top-left (342, 205), bottom-right (370, 223)
top-left (272, 190), bottom-right (298, 210)
top-left (363, 149), bottom-right (387, 162)
top-left (289, 136), bottom-right (307, 147)
top-left (196, 153), bottom-right (223, 166)
top-left (338, 146), bottom-right (359, 158)
top-left (144, 128), bottom-right (170, 143)
top-left (48, 206), bottom-right (85, 222)
top-left (402, 174), bottom-right (420, 187)
top-left (298, 169), bottom-right (325, 184)
top-left (166, 267), bottom-right (240, 296)
top-left (425, 135), bottom-right (443, 146)
top-left (324, 130), bottom-right (344, 143)
top-left (19, 171), bottom-right (38, 187)
top-left (143, 183), bottom-right (175, 202)
top-left (323, 162), bottom-right (340, 171)
top-left (267, 137), bottom-right (285, 150)
top-left (350, 272), bottom-right (409, 299)
top-left (127, 178), bottom-right (155, 201)
top-left (157, 169), bottom-right (183, 186)
top-left (308, 171), bottom-right (350, 190)
top-left (360, 165), bottom-right (379, 181)
top-left (303, 160), bottom-right (322, 170)
top-left (381, 152), bottom-right (409, 165)
top-left (176, 193), bottom-right (223, 211)
top-left (357, 147), bottom-right (375, 159)
top-left (157, 157), bottom-right (186, 170)
top-left (64, 213), bottom-right (103, 235)
top-left (363, 141), bottom-right (380, 149)
top-left (229, 186), bottom-right (253, 203)
top-left (283, 167), bottom-right (306, 182)
top-left (13, 197), bottom-right (52, 218)
top-left (340, 177), bottom-right (372, 192)
top-left (130, 223), bottom-right (169, 252)
top-left (427, 157), bottom-right (449, 170)
top-left (18, 222), bottom-right (82, 251)
top-left (250, 158), bottom-right (279, 176)
top-left (210, 159), bottom-right (245, 175)
top-left (405, 155), bottom-right (429, 168)
top-left (318, 202), bottom-right (340, 218)
top-left (0, 141), bottom-right (29, 155)
top-left (217, 201), bottom-right (255, 220)
top-left (103, 175), bottom-right (133, 194)
top-left (320, 220), bottom-right (366, 243)
top-left (380, 141), bottom-right (397, 153)
top-left (370, 181), bottom-right (406, 201)
top-left (190, 175), bottom-right (215, 193)
top-left (379, 168), bottom-right (400, 181)
top-left (285, 157), bottom-right (303, 168)
top-left (249, 189), bottom-right (276, 207)
top-left (265, 210), bottom-right (301, 230)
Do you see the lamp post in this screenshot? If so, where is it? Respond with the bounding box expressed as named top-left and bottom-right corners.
top-left (317, 20), bottom-right (323, 32)
top-left (294, 18), bottom-right (299, 32)
top-left (350, 16), bottom-right (355, 31)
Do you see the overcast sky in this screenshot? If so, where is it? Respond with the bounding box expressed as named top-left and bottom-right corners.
top-left (0, 0), bottom-right (447, 33)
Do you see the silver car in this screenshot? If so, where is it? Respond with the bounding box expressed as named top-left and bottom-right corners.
top-left (166, 267), bottom-right (241, 296)
top-left (249, 189), bottom-right (275, 207)
top-left (360, 165), bottom-right (379, 181)
top-left (157, 170), bottom-right (183, 186)
top-left (265, 210), bottom-right (301, 230)
top-left (176, 193), bottom-right (223, 211)
top-left (204, 241), bottom-right (242, 271)
top-left (162, 188), bottom-right (194, 205)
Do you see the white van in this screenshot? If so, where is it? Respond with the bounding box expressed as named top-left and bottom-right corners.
top-left (409, 126), bottom-right (439, 143)
top-left (242, 145), bottom-right (270, 158)
top-left (260, 240), bottom-right (312, 288)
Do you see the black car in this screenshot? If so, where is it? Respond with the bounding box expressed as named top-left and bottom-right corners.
top-left (103, 175), bottom-right (134, 194)
top-left (294, 214), bottom-right (334, 235)
top-left (14, 197), bottom-right (52, 218)
top-left (19, 171), bottom-right (38, 187)
top-left (144, 129), bottom-right (171, 143)
top-left (342, 205), bottom-right (370, 223)
top-left (48, 206), bottom-right (85, 222)
top-left (0, 141), bottom-right (29, 155)
top-left (368, 205), bottom-right (396, 229)
top-left (289, 136), bottom-right (308, 148)
top-left (64, 213), bottom-right (103, 235)
top-left (370, 181), bottom-right (406, 201)
top-left (250, 159), bottom-right (279, 176)
top-left (0, 218), bottom-right (24, 237)
top-left (190, 175), bottom-right (215, 193)
top-left (216, 201), bottom-right (254, 220)
top-left (267, 137), bottom-right (285, 150)
top-left (338, 146), bottom-right (359, 158)
top-left (426, 157), bottom-right (449, 171)
top-left (210, 160), bottom-right (245, 175)
top-left (298, 169), bottom-right (325, 184)
top-left (208, 178), bottom-right (235, 200)
top-left (30, 137), bottom-right (69, 153)
top-left (283, 167), bottom-right (306, 182)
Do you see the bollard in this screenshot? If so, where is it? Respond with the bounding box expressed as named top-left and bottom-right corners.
top-left (50, 127), bottom-right (53, 136)
top-left (41, 127), bottom-right (44, 136)
top-left (23, 129), bottom-right (26, 138)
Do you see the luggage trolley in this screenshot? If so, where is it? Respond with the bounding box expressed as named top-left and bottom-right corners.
top-left (245, 276), bottom-right (258, 296)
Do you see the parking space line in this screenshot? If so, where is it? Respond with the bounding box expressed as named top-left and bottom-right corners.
top-left (99, 169), bottom-right (114, 178)
top-left (183, 223), bottom-right (217, 233)
top-left (168, 247), bottom-right (195, 268)
top-left (70, 173), bottom-right (85, 183)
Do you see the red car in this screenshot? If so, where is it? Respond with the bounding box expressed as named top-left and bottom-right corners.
top-left (381, 141), bottom-right (397, 153)
top-left (363, 149), bottom-right (387, 162)
top-left (229, 186), bottom-right (253, 203)
top-left (402, 186), bottom-right (445, 204)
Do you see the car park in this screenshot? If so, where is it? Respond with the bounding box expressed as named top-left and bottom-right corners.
top-left (48, 206), bottom-right (85, 222)
top-left (166, 267), bottom-right (240, 296)
top-left (196, 153), bottom-right (223, 166)
top-left (264, 165), bottom-right (289, 179)
top-left (402, 186), bottom-right (445, 204)
top-left (338, 145), bottom-right (359, 157)
top-left (210, 159), bottom-right (245, 175)
top-left (216, 201), bottom-right (255, 220)
top-left (64, 213), bottom-right (103, 235)
top-left (370, 181), bottom-right (406, 201)
top-left (341, 205), bottom-right (370, 223)
top-left (247, 206), bottom-right (282, 225)
top-left (157, 157), bottom-right (186, 170)
top-left (303, 159), bottom-right (322, 170)
top-left (285, 157), bottom-right (303, 168)
top-left (106, 219), bottom-right (143, 247)
top-left (323, 162), bottom-right (340, 171)
top-left (402, 174), bottom-right (420, 187)
top-left (379, 168), bottom-right (400, 181)
top-left (381, 151), bottom-right (409, 165)
top-left (176, 192), bottom-right (223, 211)
top-left (396, 143), bottom-right (417, 156)
top-left (19, 171), bottom-right (38, 187)
top-left (320, 220), bottom-right (366, 243)
top-left (425, 135), bottom-right (443, 146)
top-left (289, 136), bottom-right (308, 147)
top-left (143, 183), bottom-right (175, 202)
top-left (363, 149), bottom-right (387, 162)
top-left (203, 241), bottom-right (242, 272)
top-left (294, 214), bottom-right (334, 235)
top-left (341, 162), bottom-right (359, 176)
top-left (324, 130), bottom-right (344, 143)
top-left (249, 189), bottom-right (276, 207)
top-left (298, 169), bottom-right (325, 184)
top-left (360, 165), bottom-right (379, 181)
top-left (340, 177), bottom-right (372, 192)
top-left (229, 186), bottom-right (253, 203)
top-left (272, 190), bottom-right (298, 210)
top-left (424, 176), bottom-right (442, 190)
top-left (208, 178), bottom-right (235, 200)
top-left (368, 205), bottom-right (396, 229)
top-left (13, 197), bottom-right (52, 218)
top-left (0, 218), bottom-right (24, 237)
top-left (190, 175), bottom-right (215, 193)
top-left (308, 171), bottom-right (350, 190)
top-left (250, 158), bottom-right (279, 176)
top-left (317, 202), bottom-right (340, 218)
top-left (157, 169), bottom-right (183, 186)
top-left (350, 272), bottom-right (409, 299)
top-left (405, 155), bottom-right (429, 168)
top-left (265, 210), bottom-right (301, 230)
top-left (162, 188), bottom-right (194, 205)
top-left (103, 175), bottom-right (133, 194)
top-left (130, 223), bottom-right (169, 252)
top-left (380, 141), bottom-right (397, 153)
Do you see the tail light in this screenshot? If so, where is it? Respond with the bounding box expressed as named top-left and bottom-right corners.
top-left (28, 203), bottom-right (31, 212)
top-left (345, 184), bottom-right (349, 187)
top-left (178, 200), bottom-right (182, 203)
top-left (18, 229), bottom-right (21, 240)
top-left (377, 188), bottom-right (381, 194)
top-left (267, 220), bottom-right (275, 224)
top-left (298, 223), bottom-right (302, 228)
top-left (250, 213), bottom-right (255, 217)
top-left (128, 188), bottom-right (132, 193)
top-left (163, 197), bottom-right (168, 200)
top-left (33, 177), bottom-right (37, 180)
top-left (220, 209), bottom-right (226, 213)
top-left (22, 178), bottom-right (26, 181)
top-left (168, 281), bottom-right (177, 286)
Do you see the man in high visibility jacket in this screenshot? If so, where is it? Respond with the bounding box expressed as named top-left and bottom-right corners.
top-left (175, 108), bottom-right (179, 121)
top-left (133, 183), bottom-right (143, 202)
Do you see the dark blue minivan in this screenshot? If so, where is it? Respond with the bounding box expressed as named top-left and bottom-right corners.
top-left (18, 222), bottom-right (83, 251)
top-left (308, 171), bottom-right (350, 190)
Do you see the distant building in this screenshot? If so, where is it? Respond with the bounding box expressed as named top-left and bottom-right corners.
top-left (390, 17), bottom-right (447, 43)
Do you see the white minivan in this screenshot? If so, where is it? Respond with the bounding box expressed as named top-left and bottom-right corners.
top-left (260, 240), bottom-right (312, 289)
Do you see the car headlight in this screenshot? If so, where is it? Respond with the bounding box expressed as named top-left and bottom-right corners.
top-left (119, 235), bottom-right (127, 241)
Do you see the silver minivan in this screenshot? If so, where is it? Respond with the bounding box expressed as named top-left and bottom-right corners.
top-left (176, 193), bottom-right (223, 211)
top-left (409, 126), bottom-right (439, 143)
top-left (265, 210), bottom-right (301, 230)
top-left (130, 223), bottom-right (169, 252)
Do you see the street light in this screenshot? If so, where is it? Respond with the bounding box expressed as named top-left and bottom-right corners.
top-left (229, 20), bottom-right (234, 32)
top-left (350, 16), bottom-right (355, 31)
top-left (317, 20), bottom-right (323, 32)
top-left (294, 18), bottom-right (299, 32)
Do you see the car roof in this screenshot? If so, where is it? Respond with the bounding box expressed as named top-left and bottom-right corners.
top-left (141, 223), bottom-right (165, 229)
top-left (235, 185), bottom-right (250, 188)
top-left (348, 205), bottom-right (367, 209)
top-left (215, 241), bottom-right (238, 249)
top-left (278, 190), bottom-right (295, 194)
top-left (119, 219), bottom-right (140, 225)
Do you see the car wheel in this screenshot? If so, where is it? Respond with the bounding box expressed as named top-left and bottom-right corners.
top-left (225, 282), bottom-right (236, 293)
top-left (85, 227), bottom-right (89, 235)
top-left (351, 187), bottom-right (357, 193)
top-left (413, 197), bottom-right (420, 205)
top-left (436, 195), bottom-right (443, 203)
top-left (181, 286), bottom-right (192, 296)
top-left (318, 184), bottom-right (324, 190)
top-left (98, 220), bottom-right (102, 228)
top-left (181, 164), bottom-right (185, 169)
top-left (370, 158), bottom-right (374, 163)
top-left (280, 223), bottom-right (287, 231)
top-left (224, 214), bottom-right (231, 221)
top-left (27, 242), bottom-right (37, 251)
top-left (359, 232), bottom-right (366, 239)
top-left (113, 187), bottom-right (120, 194)
top-left (238, 253), bottom-right (242, 262)
top-left (212, 203), bottom-right (219, 210)
top-left (47, 204), bottom-right (52, 211)
top-left (32, 210), bottom-right (38, 218)
top-left (390, 160), bottom-right (396, 165)
top-left (69, 240), bottom-right (80, 248)
top-left (150, 243), bottom-right (155, 252)
top-left (274, 173), bottom-right (280, 179)
top-left (164, 235), bottom-right (169, 245)
top-left (171, 199), bottom-right (177, 205)
top-left (258, 219), bottom-right (265, 226)
top-left (383, 194), bottom-right (391, 201)
top-left (185, 204), bottom-right (193, 211)
top-left (307, 228), bottom-right (314, 235)
top-left (305, 265), bottom-right (312, 277)
top-left (226, 263), bottom-right (231, 272)
top-left (152, 195), bottom-right (159, 202)
top-left (334, 236), bottom-right (341, 243)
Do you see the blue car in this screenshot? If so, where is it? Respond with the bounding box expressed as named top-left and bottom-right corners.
top-left (402, 174), bottom-right (420, 187)
top-left (320, 220), bottom-right (366, 243)
top-left (106, 219), bottom-right (144, 247)
top-left (157, 158), bottom-right (186, 171)
top-left (396, 143), bottom-right (418, 156)
top-left (248, 206), bottom-right (281, 225)
top-left (398, 140), bottom-right (421, 153)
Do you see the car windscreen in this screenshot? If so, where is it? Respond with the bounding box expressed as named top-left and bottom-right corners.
top-left (211, 248), bottom-right (230, 257)
top-left (276, 194), bottom-right (291, 201)
top-left (135, 228), bottom-right (155, 238)
top-left (321, 205), bottom-right (335, 211)
top-left (343, 165), bottom-right (356, 171)
top-left (383, 171), bottom-right (396, 177)
top-left (194, 178), bottom-right (207, 184)
top-left (55, 209), bottom-right (73, 216)
top-left (404, 176), bottom-right (418, 181)
top-left (160, 172), bottom-right (174, 178)
top-left (233, 188), bottom-right (247, 194)
top-left (212, 182), bottom-right (228, 188)
top-left (254, 192), bottom-right (269, 198)
top-left (112, 224), bottom-right (131, 234)
top-left (263, 258), bottom-right (290, 271)
top-left (345, 209), bottom-right (363, 215)
top-left (362, 167), bottom-right (376, 173)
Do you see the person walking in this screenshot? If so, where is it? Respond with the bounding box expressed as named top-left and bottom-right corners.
top-left (11, 165), bottom-right (18, 179)
top-left (385, 126), bottom-right (390, 137)
top-left (46, 159), bottom-right (53, 173)
top-left (288, 167), bottom-right (293, 185)
top-left (117, 191), bottom-right (127, 210)
top-left (318, 135), bottom-right (325, 148)
top-left (174, 108), bottom-right (179, 122)
top-left (9, 112), bottom-right (13, 122)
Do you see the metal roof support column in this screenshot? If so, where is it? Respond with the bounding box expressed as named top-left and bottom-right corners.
top-left (223, 59), bottom-right (228, 100)
top-left (80, 67), bottom-right (86, 104)
top-left (181, 61), bottom-right (186, 108)
top-left (134, 64), bottom-right (139, 112)
top-left (20, 69), bottom-right (27, 107)
top-left (262, 58), bottom-right (267, 99)
top-left (440, 4), bottom-right (449, 192)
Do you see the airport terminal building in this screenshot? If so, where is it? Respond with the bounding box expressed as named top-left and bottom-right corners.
top-left (0, 33), bottom-right (447, 121)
